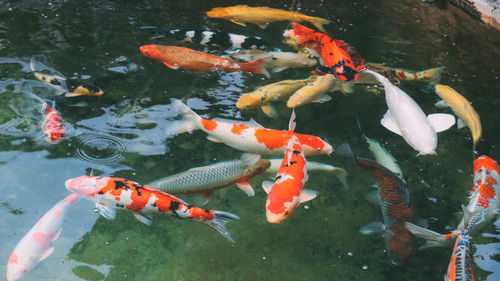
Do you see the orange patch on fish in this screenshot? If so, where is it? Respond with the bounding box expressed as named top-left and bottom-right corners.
top-left (231, 123), bottom-right (249, 135)
top-left (254, 129), bottom-right (288, 150)
top-left (201, 119), bottom-right (218, 131)
top-left (8, 252), bottom-right (18, 264)
top-left (295, 134), bottom-right (325, 151)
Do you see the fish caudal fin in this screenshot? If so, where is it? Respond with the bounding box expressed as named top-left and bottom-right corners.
top-left (308, 17), bottom-right (331, 32)
top-left (405, 222), bottom-right (453, 249)
top-left (166, 99), bottom-right (201, 136)
top-left (288, 109), bottom-right (296, 132)
top-left (335, 143), bottom-right (356, 162)
top-left (203, 211), bottom-right (240, 242)
top-left (241, 58), bottom-right (271, 79)
top-left (418, 66), bottom-right (445, 84)
top-left (333, 167), bottom-right (350, 189)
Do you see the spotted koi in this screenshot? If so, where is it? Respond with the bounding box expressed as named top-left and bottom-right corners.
top-left (168, 99), bottom-right (333, 156)
top-left (33, 72), bottom-right (103, 97)
top-left (65, 176), bottom-right (239, 242)
top-left (42, 101), bottom-right (65, 144)
top-left (445, 229), bottom-right (475, 281)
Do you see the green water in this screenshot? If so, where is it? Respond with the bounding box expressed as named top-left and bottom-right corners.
top-left (1, 0), bottom-right (499, 280)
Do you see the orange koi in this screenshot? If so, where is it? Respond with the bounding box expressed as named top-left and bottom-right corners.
top-left (261, 111), bottom-right (317, 223)
top-left (168, 99), bottom-right (333, 156)
top-left (140, 44), bottom-right (269, 78)
top-left (65, 176), bottom-right (239, 242)
top-left (283, 22), bottom-right (365, 81)
top-left (42, 102), bottom-right (65, 144)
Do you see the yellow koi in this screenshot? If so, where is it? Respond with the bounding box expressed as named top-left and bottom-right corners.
top-left (287, 74), bottom-right (337, 108)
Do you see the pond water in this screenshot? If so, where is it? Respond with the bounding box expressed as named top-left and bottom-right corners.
top-left (0, 0), bottom-right (499, 280)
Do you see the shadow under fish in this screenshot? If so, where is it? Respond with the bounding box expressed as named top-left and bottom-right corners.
top-left (337, 143), bottom-right (419, 265)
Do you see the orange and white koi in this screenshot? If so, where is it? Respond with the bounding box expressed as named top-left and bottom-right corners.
top-left (366, 63), bottom-right (445, 85)
top-left (261, 111), bottom-right (317, 223)
top-left (168, 99), bottom-right (333, 156)
top-left (283, 22), bottom-right (365, 81)
top-left (7, 194), bottom-right (79, 281)
top-left (406, 155), bottom-right (500, 248)
top-left (65, 176), bottom-right (239, 241)
top-left (445, 229), bottom-right (475, 281)
top-left (140, 44), bottom-right (270, 78)
top-left (42, 101), bottom-right (65, 144)
top-left (148, 153), bottom-right (270, 205)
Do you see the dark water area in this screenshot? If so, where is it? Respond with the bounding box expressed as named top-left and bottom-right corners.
top-left (0, 0), bottom-right (499, 280)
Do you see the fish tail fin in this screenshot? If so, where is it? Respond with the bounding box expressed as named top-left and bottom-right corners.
top-left (308, 17), bottom-right (331, 32)
top-left (288, 109), bottom-right (296, 132)
top-left (166, 98), bottom-right (201, 136)
top-left (335, 142), bottom-right (356, 163)
top-left (332, 167), bottom-right (350, 189)
top-left (242, 58), bottom-right (270, 79)
top-left (405, 222), bottom-right (453, 249)
top-left (203, 210), bottom-right (240, 242)
top-left (418, 66), bottom-right (445, 85)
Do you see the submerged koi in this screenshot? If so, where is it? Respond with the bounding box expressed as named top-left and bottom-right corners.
top-left (65, 176), bottom-right (239, 242)
top-left (168, 99), bottom-right (333, 156)
top-left (7, 194), bottom-right (79, 281)
top-left (206, 5), bottom-right (330, 31)
top-left (149, 153), bottom-right (270, 205)
top-left (261, 111), bottom-right (316, 223)
top-left (33, 72), bottom-right (103, 97)
top-left (366, 63), bottom-right (445, 85)
top-left (406, 155), bottom-right (500, 248)
top-left (42, 101), bottom-right (65, 144)
top-left (287, 74), bottom-right (337, 108)
top-left (140, 44), bottom-right (270, 78)
top-left (232, 50), bottom-right (317, 73)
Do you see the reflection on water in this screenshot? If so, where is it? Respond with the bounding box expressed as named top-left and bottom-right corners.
top-left (0, 0), bottom-right (499, 280)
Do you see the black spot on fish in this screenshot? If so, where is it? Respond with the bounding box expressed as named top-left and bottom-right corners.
top-left (275, 175), bottom-right (282, 181)
top-left (114, 180), bottom-right (128, 190)
top-left (329, 52), bottom-right (333, 56)
top-left (133, 184), bottom-right (144, 196)
top-left (172, 29), bottom-right (187, 41)
top-left (169, 201), bottom-right (180, 211)
top-left (187, 205), bottom-right (192, 209)
top-left (116, 204), bottom-right (125, 208)
top-left (192, 30), bottom-right (203, 44)
top-left (204, 209), bottom-right (210, 214)
top-left (208, 30), bottom-right (231, 49)
top-left (241, 36), bottom-right (267, 49)
top-left (292, 150), bottom-right (301, 155)
top-left (98, 191), bottom-right (104, 195)
top-left (152, 202), bottom-right (157, 208)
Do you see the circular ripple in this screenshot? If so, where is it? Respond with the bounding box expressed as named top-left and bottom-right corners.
top-left (75, 133), bottom-right (127, 166)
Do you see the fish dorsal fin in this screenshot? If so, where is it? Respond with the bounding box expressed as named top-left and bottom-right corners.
top-left (457, 118), bottom-right (467, 129)
top-left (230, 19), bottom-right (247, 27)
top-left (235, 180), bottom-right (255, 196)
top-left (247, 118), bottom-right (265, 129)
top-left (360, 221), bottom-right (385, 234)
top-left (366, 189), bottom-right (381, 206)
top-left (133, 213), bottom-right (153, 225)
top-left (299, 189), bottom-right (317, 203)
top-left (95, 203), bottom-right (116, 220)
top-left (380, 110), bottom-right (402, 136)
top-left (240, 153), bottom-right (261, 165)
top-left (261, 104), bottom-right (278, 118)
top-left (462, 204), bottom-right (473, 229)
top-left (288, 110), bottom-right (296, 132)
top-left (427, 113), bottom-right (455, 133)
top-left (261, 180), bottom-right (274, 194)
top-left (162, 61), bottom-right (179, 70)
top-left (39, 247), bottom-right (55, 262)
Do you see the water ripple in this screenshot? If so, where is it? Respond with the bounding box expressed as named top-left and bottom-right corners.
top-left (74, 133), bottom-right (127, 167)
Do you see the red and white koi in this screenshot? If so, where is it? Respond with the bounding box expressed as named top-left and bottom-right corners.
top-left (65, 176), bottom-right (239, 242)
top-left (7, 194), bottom-right (79, 281)
top-left (445, 229), bottom-right (475, 281)
top-left (148, 153), bottom-right (271, 205)
top-left (168, 99), bottom-right (333, 156)
top-left (42, 101), bottom-right (65, 144)
top-left (261, 111), bottom-right (317, 223)
top-left (406, 155), bottom-right (500, 248)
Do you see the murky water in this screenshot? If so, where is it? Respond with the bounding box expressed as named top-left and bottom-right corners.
top-left (0, 0), bottom-right (499, 280)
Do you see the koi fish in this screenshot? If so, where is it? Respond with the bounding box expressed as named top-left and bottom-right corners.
top-left (148, 153), bottom-right (271, 205)
top-left (445, 229), bottom-right (475, 281)
top-left (33, 72), bottom-right (103, 97)
top-left (283, 23), bottom-right (365, 81)
top-left (406, 155), bottom-right (500, 248)
top-left (337, 143), bottom-right (418, 264)
top-left (42, 101), bottom-right (65, 144)
top-left (261, 111), bottom-right (317, 223)
top-left (206, 5), bottom-right (330, 32)
top-left (434, 84), bottom-right (482, 150)
top-left (357, 118), bottom-right (404, 180)
top-left (236, 76), bottom-right (318, 118)
top-left (266, 159), bottom-right (349, 189)
top-left (366, 63), bottom-right (445, 85)
top-left (366, 69), bottom-right (455, 155)
top-left (140, 45), bottom-right (270, 78)
top-left (65, 176), bottom-right (239, 242)
top-left (7, 194), bottom-right (79, 281)
top-left (143, 27), bottom-right (268, 50)
top-left (168, 99), bottom-right (333, 156)
top-left (232, 50), bottom-right (317, 73)
top-left (287, 74), bottom-right (337, 108)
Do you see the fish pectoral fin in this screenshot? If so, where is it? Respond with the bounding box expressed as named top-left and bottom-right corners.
top-left (360, 221), bottom-right (385, 234)
top-left (261, 180), bottom-right (274, 194)
top-left (310, 94), bottom-right (332, 103)
top-left (380, 111), bottom-right (402, 136)
top-left (457, 118), bottom-right (467, 129)
top-left (365, 189), bottom-right (381, 206)
top-left (235, 180), bottom-right (255, 196)
top-left (230, 19), bottom-right (247, 27)
top-left (271, 66), bottom-right (289, 73)
top-left (434, 99), bottom-right (449, 109)
top-left (39, 247), bottom-right (55, 262)
top-left (299, 189), bottom-right (317, 203)
top-left (427, 113), bottom-right (455, 133)
top-left (256, 22), bottom-right (269, 29)
top-left (95, 203), bottom-right (116, 220)
top-left (240, 153), bottom-right (261, 165)
top-left (162, 61), bottom-right (179, 70)
top-left (191, 190), bottom-right (214, 206)
top-left (206, 135), bottom-right (222, 142)
top-left (247, 118), bottom-right (265, 128)
top-left (133, 213), bottom-right (153, 225)
top-left (261, 104), bottom-right (278, 118)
